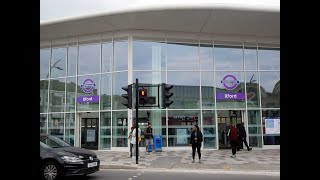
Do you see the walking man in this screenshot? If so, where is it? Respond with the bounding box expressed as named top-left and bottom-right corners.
top-left (239, 122), bottom-right (252, 151)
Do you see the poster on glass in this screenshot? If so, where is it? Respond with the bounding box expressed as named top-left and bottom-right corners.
top-left (176, 128), bottom-right (188, 144)
top-left (265, 119), bottom-right (280, 134)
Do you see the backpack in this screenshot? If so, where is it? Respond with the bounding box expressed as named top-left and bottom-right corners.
top-left (229, 127), bottom-right (238, 141)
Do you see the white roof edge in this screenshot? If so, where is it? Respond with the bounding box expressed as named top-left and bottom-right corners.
top-left (40, 3), bottom-right (279, 26)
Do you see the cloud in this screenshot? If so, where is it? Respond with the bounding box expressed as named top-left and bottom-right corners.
top-left (41, 0), bottom-right (280, 21)
top-left (40, 0), bottom-right (139, 21)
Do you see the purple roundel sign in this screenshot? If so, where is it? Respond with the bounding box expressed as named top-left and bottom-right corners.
top-left (81, 79), bottom-right (96, 93)
top-left (221, 75), bottom-right (240, 90)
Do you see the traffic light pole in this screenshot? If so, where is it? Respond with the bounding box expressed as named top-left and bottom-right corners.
top-left (135, 78), bottom-right (139, 164)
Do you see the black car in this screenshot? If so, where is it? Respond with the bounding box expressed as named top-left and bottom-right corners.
top-left (40, 134), bottom-right (100, 180)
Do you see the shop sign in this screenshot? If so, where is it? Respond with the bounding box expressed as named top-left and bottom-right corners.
top-left (216, 74), bottom-right (245, 100)
top-left (77, 95), bottom-right (99, 103)
top-left (77, 78), bottom-right (99, 103)
top-left (216, 92), bottom-right (245, 100)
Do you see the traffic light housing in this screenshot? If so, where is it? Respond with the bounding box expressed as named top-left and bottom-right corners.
top-left (122, 84), bottom-right (133, 109)
top-left (161, 83), bottom-right (173, 108)
top-left (139, 88), bottom-right (148, 105)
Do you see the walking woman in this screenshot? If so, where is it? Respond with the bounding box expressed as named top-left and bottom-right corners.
top-left (228, 124), bottom-right (238, 158)
top-left (190, 125), bottom-right (203, 163)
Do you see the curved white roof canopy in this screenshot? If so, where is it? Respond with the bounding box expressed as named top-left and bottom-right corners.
top-left (40, 4), bottom-right (279, 41)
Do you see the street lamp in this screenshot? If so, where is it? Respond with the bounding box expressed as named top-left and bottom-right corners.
top-left (46, 59), bottom-right (63, 78)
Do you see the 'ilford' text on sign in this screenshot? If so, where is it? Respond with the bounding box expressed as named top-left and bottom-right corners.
top-left (77, 95), bottom-right (99, 103)
top-left (216, 93), bottom-right (245, 100)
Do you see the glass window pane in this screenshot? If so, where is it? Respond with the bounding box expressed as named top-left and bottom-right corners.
top-left (247, 110), bottom-right (262, 147)
top-left (246, 72), bottom-right (260, 108)
top-left (102, 42), bottom-right (112, 72)
top-left (112, 111), bottom-right (128, 147)
top-left (48, 113), bottom-right (64, 140)
top-left (260, 72), bottom-right (280, 108)
top-left (134, 110), bottom-right (166, 147)
top-left (168, 110), bottom-right (200, 147)
top-left (77, 75), bottom-right (100, 111)
top-left (114, 40), bottom-right (128, 71)
top-left (40, 114), bottom-right (47, 134)
top-left (112, 72), bottom-right (128, 110)
top-left (40, 49), bottom-right (50, 79)
top-left (244, 47), bottom-right (257, 70)
top-left (100, 112), bottom-right (111, 149)
top-left (133, 40), bottom-right (166, 70)
top-left (167, 71), bottom-right (200, 109)
top-left (202, 110), bottom-right (216, 149)
top-left (78, 44), bottom-right (100, 75)
top-left (132, 71), bottom-right (165, 109)
top-left (215, 72), bottom-right (245, 109)
top-left (49, 78), bottom-right (66, 112)
top-left (133, 71), bottom-right (165, 84)
top-left (215, 45), bottom-right (243, 70)
top-left (167, 42), bottom-right (199, 70)
top-left (65, 113), bottom-right (75, 146)
top-left (66, 77), bottom-right (76, 112)
top-left (40, 80), bottom-right (49, 113)
top-left (200, 43), bottom-right (213, 71)
top-left (201, 72), bottom-right (215, 109)
top-left (67, 46), bottom-right (77, 76)
top-left (262, 110), bottom-right (280, 145)
top-left (51, 48), bottom-right (67, 78)
top-left (258, 48), bottom-right (280, 70)
top-left (101, 74), bottom-right (112, 110)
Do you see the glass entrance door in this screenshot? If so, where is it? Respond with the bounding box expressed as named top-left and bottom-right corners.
top-left (217, 110), bottom-right (243, 149)
top-left (81, 112), bottom-right (99, 150)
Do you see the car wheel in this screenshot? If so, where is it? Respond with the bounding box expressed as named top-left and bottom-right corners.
top-left (42, 161), bottom-right (61, 180)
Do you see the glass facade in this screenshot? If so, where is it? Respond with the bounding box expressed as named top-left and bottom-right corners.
top-left (78, 44), bottom-right (100, 75)
top-left (168, 110), bottom-right (200, 147)
top-left (262, 110), bottom-right (280, 145)
top-left (48, 113), bottom-right (64, 140)
top-left (100, 112), bottom-right (111, 149)
top-left (48, 78), bottom-right (65, 113)
top-left (247, 110), bottom-right (262, 147)
top-left (65, 113), bottom-right (75, 145)
top-left (112, 111), bottom-right (128, 147)
top-left (40, 32), bottom-right (279, 150)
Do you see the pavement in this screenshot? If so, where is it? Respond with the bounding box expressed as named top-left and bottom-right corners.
top-left (93, 148), bottom-right (280, 175)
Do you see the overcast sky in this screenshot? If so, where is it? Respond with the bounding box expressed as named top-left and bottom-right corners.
top-left (40, 0), bottom-right (280, 21)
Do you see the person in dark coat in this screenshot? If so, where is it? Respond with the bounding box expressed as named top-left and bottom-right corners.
top-left (239, 122), bottom-right (252, 151)
top-left (190, 125), bottom-right (203, 163)
top-left (236, 123), bottom-right (242, 151)
top-left (228, 124), bottom-right (238, 158)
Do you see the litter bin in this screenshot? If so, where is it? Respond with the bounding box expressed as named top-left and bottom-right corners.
top-left (147, 135), bottom-right (162, 152)
top-left (154, 135), bottom-right (162, 152)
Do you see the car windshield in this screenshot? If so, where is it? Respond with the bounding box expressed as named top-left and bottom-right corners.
top-left (40, 141), bottom-right (52, 149)
top-left (41, 135), bottom-right (71, 148)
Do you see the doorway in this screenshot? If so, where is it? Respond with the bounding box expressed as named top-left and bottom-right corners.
top-left (80, 112), bottom-right (99, 150)
top-left (217, 110), bottom-right (243, 149)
